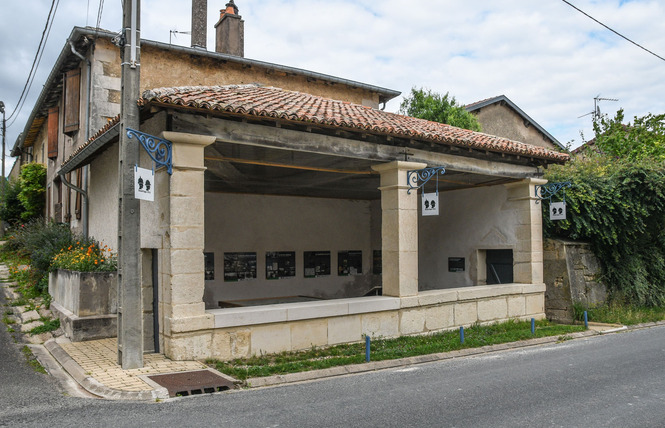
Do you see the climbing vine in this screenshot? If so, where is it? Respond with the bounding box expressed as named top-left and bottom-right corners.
top-left (543, 154), bottom-right (665, 306)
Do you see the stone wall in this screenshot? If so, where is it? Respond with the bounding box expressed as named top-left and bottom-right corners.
top-left (472, 102), bottom-right (556, 150)
top-left (543, 238), bottom-right (607, 322)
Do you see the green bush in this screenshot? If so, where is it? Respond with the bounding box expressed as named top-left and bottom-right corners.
top-left (18, 163), bottom-right (46, 221)
top-left (2, 220), bottom-right (78, 293)
top-left (544, 154), bottom-right (665, 306)
top-left (0, 179), bottom-right (24, 226)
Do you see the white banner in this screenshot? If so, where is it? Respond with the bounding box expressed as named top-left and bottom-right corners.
top-left (422, 192), bottom-right (439, 216)
top-left (134, 166), bottom-right (155, 201)
top-left (550, 201), bottom-right (566, 221)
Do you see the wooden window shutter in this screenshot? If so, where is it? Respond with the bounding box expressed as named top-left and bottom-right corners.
top-left (63, 68), bottom-right (81, 135)
top-left (47, 107), bottom-right (59, 159)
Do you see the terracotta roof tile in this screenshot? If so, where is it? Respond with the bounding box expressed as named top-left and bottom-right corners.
top-left (140, 85), bottom-right (569, 163)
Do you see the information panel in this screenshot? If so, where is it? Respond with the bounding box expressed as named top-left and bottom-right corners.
top-left (448, 257), bottom-right (465, 272)
top-left (266, 251), bottom-right (296, 280)
top-left (223, 252), bottom-right (257, 282)
top-left (304, 251), bottom-right (331, 278)
top-left (338, 250), bottom-right (362, 276)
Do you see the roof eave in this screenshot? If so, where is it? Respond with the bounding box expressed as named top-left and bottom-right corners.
top-left (58, 123), bottom-right (119, 175)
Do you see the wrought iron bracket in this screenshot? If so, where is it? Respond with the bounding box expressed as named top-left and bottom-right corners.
top-left (126, 128), bottom-right (173, 175)
top-left (535, 181), bottom-right (571, 204)
top-left (407, 166), bottom-right (446, 194)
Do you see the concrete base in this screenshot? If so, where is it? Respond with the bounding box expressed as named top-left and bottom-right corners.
top-left (51, 302), bottom-right (117, 342)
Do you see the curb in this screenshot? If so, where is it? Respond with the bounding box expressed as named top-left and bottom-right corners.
top-left (44, 339), bottom-right (169, 401)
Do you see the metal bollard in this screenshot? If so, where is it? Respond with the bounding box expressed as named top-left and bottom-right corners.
top-left (365, 336), bottom-right (371, 362)
top-left (531, 318), bottom-right (535, 335)
top-left (460, 326), bottom-right (465, 344)
top-left (584, 311), bottom-right (588, 329)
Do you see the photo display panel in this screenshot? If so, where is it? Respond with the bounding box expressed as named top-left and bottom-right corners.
top-left (223, 252), bottom-right (257, 282)
top-left (338, 250), bottom-right (362, 276)
top-left (304, 251), bottom-right (331, 278)
top-left (266, 251), bottom-right (296, 280)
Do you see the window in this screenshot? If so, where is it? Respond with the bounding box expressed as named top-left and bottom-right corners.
top-left (486, 249), bottom-right (513, 284)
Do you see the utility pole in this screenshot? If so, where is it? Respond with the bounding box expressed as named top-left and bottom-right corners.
top-left (0, 101), bottom-right (5, 192)
top-left (118, 0), bottom-right (143, 369)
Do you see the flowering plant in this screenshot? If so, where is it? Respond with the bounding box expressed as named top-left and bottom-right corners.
top-left (50, 241), bottom-right (117, 272)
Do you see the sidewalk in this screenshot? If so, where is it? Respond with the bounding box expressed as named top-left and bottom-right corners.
top-left (44, 337), bottom-right (214, 400)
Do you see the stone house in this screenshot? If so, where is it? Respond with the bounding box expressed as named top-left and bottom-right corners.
top-left (12, 2), bottom-right (569, 360)
top-left (466, 95), bottom-right (564, 151)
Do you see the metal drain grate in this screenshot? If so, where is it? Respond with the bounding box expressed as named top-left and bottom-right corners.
top-left (148, 370), bottom-right (237, 397)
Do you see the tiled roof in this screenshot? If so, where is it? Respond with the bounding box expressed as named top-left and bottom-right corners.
top-left (140, 85), bottom-right (569, 163)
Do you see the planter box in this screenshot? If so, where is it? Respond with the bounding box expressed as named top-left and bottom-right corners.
top-left (49, 269), bottom-right (118, 341)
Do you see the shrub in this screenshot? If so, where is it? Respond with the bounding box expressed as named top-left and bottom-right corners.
top-left (1, 220), bottom-right (78, 293)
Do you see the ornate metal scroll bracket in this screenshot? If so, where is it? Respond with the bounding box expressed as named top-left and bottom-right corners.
top-left (126, 128), bottom-right (173, 175)
top-left (535, 181), bottom-right (571, 204)
top-left (407, 166), bottom-right (446, 194)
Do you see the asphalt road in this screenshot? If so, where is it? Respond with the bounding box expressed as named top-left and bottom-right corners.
top-left (2, 289), bottom-right (665, 428)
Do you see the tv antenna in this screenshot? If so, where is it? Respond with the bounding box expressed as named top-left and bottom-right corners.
top-left (169, 29), bottom-right (191, 44)
top-left (578, 95), bottom-right (619, 121)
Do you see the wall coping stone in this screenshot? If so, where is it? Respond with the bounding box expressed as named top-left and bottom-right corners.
top-left (209, 284), bottom-right (542, 328)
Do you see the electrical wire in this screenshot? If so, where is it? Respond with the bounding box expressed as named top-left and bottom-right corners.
top-left (6, 0), bottom-right (60, 127)
top-left (561, 0), bottom-right (665, 63)
top-left (96, 0), bottom-right (105, 30)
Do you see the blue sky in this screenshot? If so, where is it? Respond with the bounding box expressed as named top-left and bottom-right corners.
top-left (1, 0), bottom-right (664, 174)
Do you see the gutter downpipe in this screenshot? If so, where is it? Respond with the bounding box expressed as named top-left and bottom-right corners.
top-left (67, 40), bottom-right (91, 238)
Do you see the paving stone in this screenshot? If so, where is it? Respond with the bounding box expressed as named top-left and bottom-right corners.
top-left (19, 320), bottom-right (43, 333)
top-left (19, 310), bottom-right (41, 323)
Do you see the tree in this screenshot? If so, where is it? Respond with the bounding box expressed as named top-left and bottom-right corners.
top-left (18, 163), bottom-right (46, 221)
top-left (592, 109), bottom-right (665, 161)
top-left (0, 178), bottom-right (23, 225)
top-left (399, 87), bottom-right (482, 132)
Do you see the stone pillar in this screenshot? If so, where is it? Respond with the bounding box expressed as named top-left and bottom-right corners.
top-left (505, 178), bottom-right (547, 284)
top-left (371, 161), bottom-right (427, 297)
top-left (160, 132), bottom-right (215, 360)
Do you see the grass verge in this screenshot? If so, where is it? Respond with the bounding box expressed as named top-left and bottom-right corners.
top-left (206, 319), bottom-right (585, 381)
top-left (574, 301), bottom-right (665, 325)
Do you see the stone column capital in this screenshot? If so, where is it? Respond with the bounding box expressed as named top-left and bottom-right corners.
top-left (372, 161), bottom-right (428, 188)
top-left (160, 132), bottom-right (216, 170)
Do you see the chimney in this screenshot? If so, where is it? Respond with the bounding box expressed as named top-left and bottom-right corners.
top-left (191, 0), bottom-right (207, 49)
top-left (214, 0), bottom-right (244, 57)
